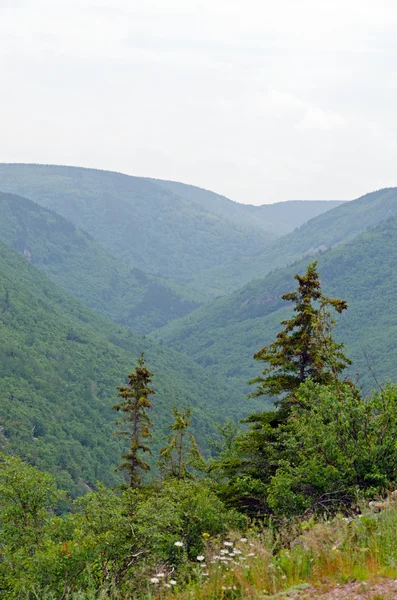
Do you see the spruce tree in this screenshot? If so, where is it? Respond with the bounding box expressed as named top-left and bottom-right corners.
top-left (113, 355), bottom-right (155, 488)
top-left (210, 264), bottom-right (353, 516)
top-left (159, 408), bottom-right (203, 479)
top-left (250, 261), bottom-right (351, 403)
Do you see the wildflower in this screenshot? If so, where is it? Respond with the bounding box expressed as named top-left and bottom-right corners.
top-left (164, 584), bottom-right (171, 588)
top-left (174, 541), bottom-right (184, 547)
top-left (239, 537), bottom-right (248, 543)
top-left (199, 563), bottom-right (207, 568)
top-left (156, 572), bottom-right (165, 577)
top-left (169, 579), bottom-right (177, 585)
top-left (197, 555), bottom-right (205, 561)
top-left (234, 549), bottom-right (242, 555)
top-left (202, 532), bottom-right (210, 538)
top-left (150, 577), bottom-right (159, 584)
top-left (224, 541), bottom-right (233, 547)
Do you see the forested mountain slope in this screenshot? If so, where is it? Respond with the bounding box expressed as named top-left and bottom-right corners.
top-left (0, 164), bottom-right (277, 296)
top-left (0, 241), bottom-right (245, 496)
top-left (0, 191), bottom-right (200, 333)
top-left (190, 187), bottom-right (397, 293)
top-left (152, 178), bottom-right (343, 235)
top-left (156, 216), bottom-right (397, 395)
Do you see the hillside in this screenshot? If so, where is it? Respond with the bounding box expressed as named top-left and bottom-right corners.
top-left (189, 186), bottom-right (397, 293)
top-left (0, 164), bottom-right (277, 296)
top-left (152, 178), bottom-right (343, 235)
top-left (156, 216), bottom-right (397, 395)
top-left (0, 241), bottom-right (247, 496)
top-left (0, 191), bottom-right (201, 333)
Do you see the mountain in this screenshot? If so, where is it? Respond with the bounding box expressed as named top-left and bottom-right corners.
top-left (151, 178), bottom-right (344, 235)
top-left (188, 187), bottom-right (397, 293)
top-left (0, 164), bottom-right (277, 297)
top-left (0, 191), bottom-right (201, 333)
top-left (0, 164), bottom-right (341, 298)
top-left (0, 240), bottom-right (247, 496)
top-left (155, 216), bottom-right (397, 396)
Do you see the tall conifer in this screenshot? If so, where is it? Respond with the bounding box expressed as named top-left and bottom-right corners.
top-left (250, 261), bottom-right (351, 403)
top-left (113, 355), bottom-right (155, 488)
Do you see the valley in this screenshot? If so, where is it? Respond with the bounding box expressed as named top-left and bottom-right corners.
top-left (1, 163), bottom-right (397, 599)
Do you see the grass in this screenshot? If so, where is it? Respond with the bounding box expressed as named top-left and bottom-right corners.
top-left (35, 502), bottom-right (397, 599)
top-left (159, 502), bottom-right (397, 599)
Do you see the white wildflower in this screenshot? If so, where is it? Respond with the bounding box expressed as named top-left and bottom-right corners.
top-left (174, 541), bottom-right (184, 547)
top-left (169, 579), bottom-right (177, 585)
top-left (150, 577), bottom-right (159, 584)
top-left (224, 541), bottom-right (233, 547)
top-left (197, 555), bottom-right (205, 561)
top-left (239, 537), bottom-right (248, 543)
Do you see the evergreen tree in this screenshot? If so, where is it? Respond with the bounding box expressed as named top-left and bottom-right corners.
top-left (113, 355), bottom-right (155, 488)
top-left (159, 408), bottom-right (203, 479)
top-left (250, 261), bottom-right (351, 404)
top-left (210, 264), bottom-right (352, 517)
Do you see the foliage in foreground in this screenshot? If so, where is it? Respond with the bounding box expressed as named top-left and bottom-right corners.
top-left (163, 502), bottom-right (397, 600)
top-left (209, 263), bottom-right (397, 517)
top-left (0, 453), bottom-right (243, 598)
top-left (5, 260), bottom-right (397, 599)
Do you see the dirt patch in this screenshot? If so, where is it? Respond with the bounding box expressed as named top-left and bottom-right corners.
top-left (290, 578), bottom-right (397, 599)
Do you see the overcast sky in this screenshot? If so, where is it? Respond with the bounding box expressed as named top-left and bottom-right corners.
top-left (1, 0), bottom-right (397, 204)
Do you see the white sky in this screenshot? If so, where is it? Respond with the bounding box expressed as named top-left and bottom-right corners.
top-left (1, 0), bottom-right (397, 204)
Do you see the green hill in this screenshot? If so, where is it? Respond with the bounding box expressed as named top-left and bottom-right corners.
top-left (0, 241), bottom-right (246, 496)
top-left (0, 191), bottom-right (201, 333)
top-left (156, 216), bottom-right (397, 396)
top-left (189, 187), bottom-right (397, 293)
top-left (151, 178), bottom-right (343, 235)
top-left (0, 164), bottom-right (278, 296)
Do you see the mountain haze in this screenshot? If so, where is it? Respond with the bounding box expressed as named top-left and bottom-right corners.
top-left (151, 178), bottom-right (344, 235)
top-left (0, 163), bottom-right (342, 298)
top-left (190, 187), bottom-right (397, 293)
top-left (0, 164), bottom-right (276, 297)
top-left (0, 191), bottom-right (200, 333)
